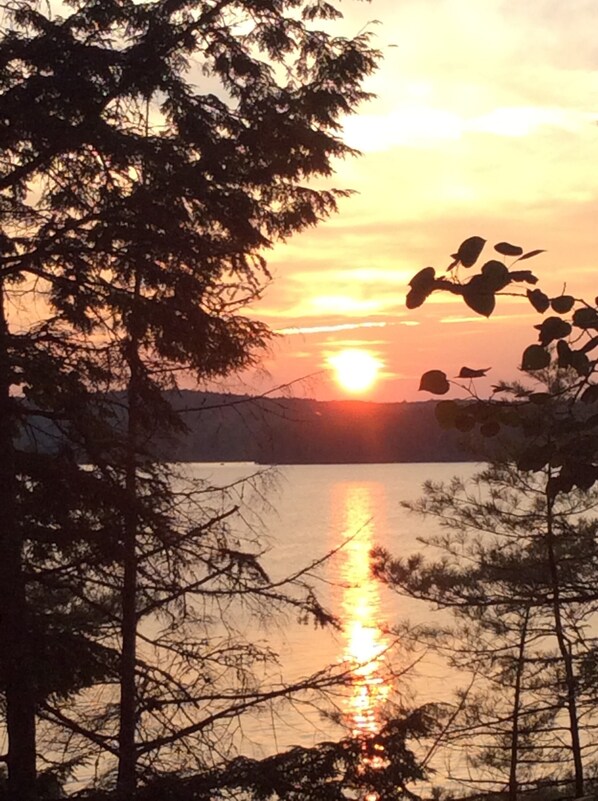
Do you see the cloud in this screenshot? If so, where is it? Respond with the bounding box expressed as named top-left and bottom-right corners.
top-left (342, 106), bottom-right (597, 151)
top-left (471, 107), bottom-right (596, 137)
top-left (277, 321), bottom-right (388, 335)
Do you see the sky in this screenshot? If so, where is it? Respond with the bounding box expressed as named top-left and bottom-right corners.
top-left (231, 0), bottom-right (598, 404)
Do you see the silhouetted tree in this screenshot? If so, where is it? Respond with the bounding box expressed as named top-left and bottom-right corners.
top-left (0, 1), bottom-right (379, 797)
top-left (375, 454), bottom-right (598, 796)
top-left (397, 240), bottom-right (598, 795)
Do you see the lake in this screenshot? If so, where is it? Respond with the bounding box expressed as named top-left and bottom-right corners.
top-left (183, 461), bottom-right (479, 764)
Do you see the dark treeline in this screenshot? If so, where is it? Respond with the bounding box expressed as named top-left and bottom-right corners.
top-left (157, 391), bottom-right (475, 464)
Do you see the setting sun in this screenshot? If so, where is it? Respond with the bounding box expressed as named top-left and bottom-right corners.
top-left (328, 349), bottom-right (382, 394)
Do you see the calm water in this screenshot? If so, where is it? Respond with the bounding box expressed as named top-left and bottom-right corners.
top-left (184, 462), bottom-right (479, 759)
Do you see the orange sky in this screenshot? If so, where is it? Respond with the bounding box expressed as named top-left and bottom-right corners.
top-left (230, 0), bottom-right (598, 404)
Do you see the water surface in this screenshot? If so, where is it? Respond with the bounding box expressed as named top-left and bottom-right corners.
top-left (185, 462), bottom-right (479, 756)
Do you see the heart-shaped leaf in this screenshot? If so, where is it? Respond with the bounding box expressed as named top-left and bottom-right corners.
top-left (419, 370), bottom-right (450, 395)
top-left (455, 411), bottom-right (476, 432)
top-left (570, 350), bottom-right (590, 376)
top-left (527, 288), bottom-right (550, 313)
top-left (521, 344), bottom-right (550, 371)
top-left (548, 473), bottom-right (574, 499)
top-left (435, 400), bottom-right (459, 428)
top-left (406, 267), bottom-right (437, 309)
top-left (556, 343), bottom-right (590, 376)
top-left (481, 260), bottom-right (510, 291)
top-left (480, 421), bottom-right (500, 437)
top-left (409, 266), bottom-right (436, 290)
top-left (451, 236), bottom-right (486, 268)
top-left (463, 275), bottom-right (496, 317)
top-left (550, 295), bottom-right (575, 314)
top-left (406, 287), bottom-right (429, 309)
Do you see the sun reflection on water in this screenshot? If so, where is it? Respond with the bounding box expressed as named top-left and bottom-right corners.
top-left (335, 483), bottom-right (391, 778)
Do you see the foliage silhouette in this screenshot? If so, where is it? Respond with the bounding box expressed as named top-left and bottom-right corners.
top-left (402, 236), bottom-right (598, 797)
top-left (410, 237), bottom-right (598, 498)
top-left (0, 1), bottom-right (388, 799)
top-left (375, 453), bottom-right (598, 797)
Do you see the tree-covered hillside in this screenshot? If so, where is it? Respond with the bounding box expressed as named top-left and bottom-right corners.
top-left (161, 392), bottom-right (475, 464)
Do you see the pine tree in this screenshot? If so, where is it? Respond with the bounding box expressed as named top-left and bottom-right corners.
top-left (0, 2), bottom-right (378, 797)
top-left (375, 455), bottom-right (598, 796)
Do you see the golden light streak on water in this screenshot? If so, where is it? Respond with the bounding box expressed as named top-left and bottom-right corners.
top-left (334, 483), bottom-right (391, 785)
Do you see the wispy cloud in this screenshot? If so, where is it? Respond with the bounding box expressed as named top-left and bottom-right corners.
top-left (277, 321), bottom-right (388, 336)
top-left (343, 106), bottom-right (597, 152)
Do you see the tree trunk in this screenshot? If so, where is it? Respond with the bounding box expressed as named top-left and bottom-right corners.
top-left (545, 492), bottom-right (584, 798)
top-left (116, 277), bottom-right (142, 801)
top-left (508, 605), bottom-right (530, 801)
top-left (0, 284), bottom-right (37, 800)
top-left (116, 441), bottom-right (138, 801)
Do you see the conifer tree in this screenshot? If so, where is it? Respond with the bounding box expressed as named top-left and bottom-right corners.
top-left (375, 435), bottom-right (598, 796)
top-left (0, 1), bottom-right (379, 797)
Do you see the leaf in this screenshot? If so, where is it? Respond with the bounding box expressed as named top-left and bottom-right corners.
top-left (419, 370), bottom-right (450, 395)
top-left (454, 411), bottom-right (476, 432)
top-left (556, 339), bottom-right (572, 367)
top-left (464, 289), bottom-right (495, 317)
top-left (406, 266), bottom-right (437, 309)
top-left (406, 287), bottom-right (429, 309)
top-left (509, 270), bottom-right (538, 284)
top-left (534, 316), bottom-right (571, 346)
top-left (527, 288), bottom-right (550, 313)
top-left (557, 343), bottom-right (590, 376)
top-left (550, 295), bottom-right (575, 314)
top-left (572, 307), bottom-right (598, 329)
top-left (481, 260), bottom-right (510, 291)
top-left (435, 400), bottom-right (459, 429)
top-left (463, 275), bottom-right (496, 317)
top-left (517, 249), bottom-right (545, 261)
top-left (480, 421), bottom-right (500, 437)
top-left (457, 366), bottom-right (490, 378)
top-left (494, 242), bottom-right (523, 257)
top-left (521, 344), bottom-right (550, 371)
top-left (409, 266), bottom-right (436, 290)
top-left (451, 236), bottom-right (486, 268)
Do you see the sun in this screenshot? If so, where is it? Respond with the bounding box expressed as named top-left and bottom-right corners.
top-left (328, 349), bottom-right (382, 394)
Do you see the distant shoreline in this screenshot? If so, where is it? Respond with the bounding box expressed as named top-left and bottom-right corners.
top-left (152, 390), bottom-right (477, 464)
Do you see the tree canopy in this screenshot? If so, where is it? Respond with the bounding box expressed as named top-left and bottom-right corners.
top-left (0, 2), bottom-right (390, 800)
